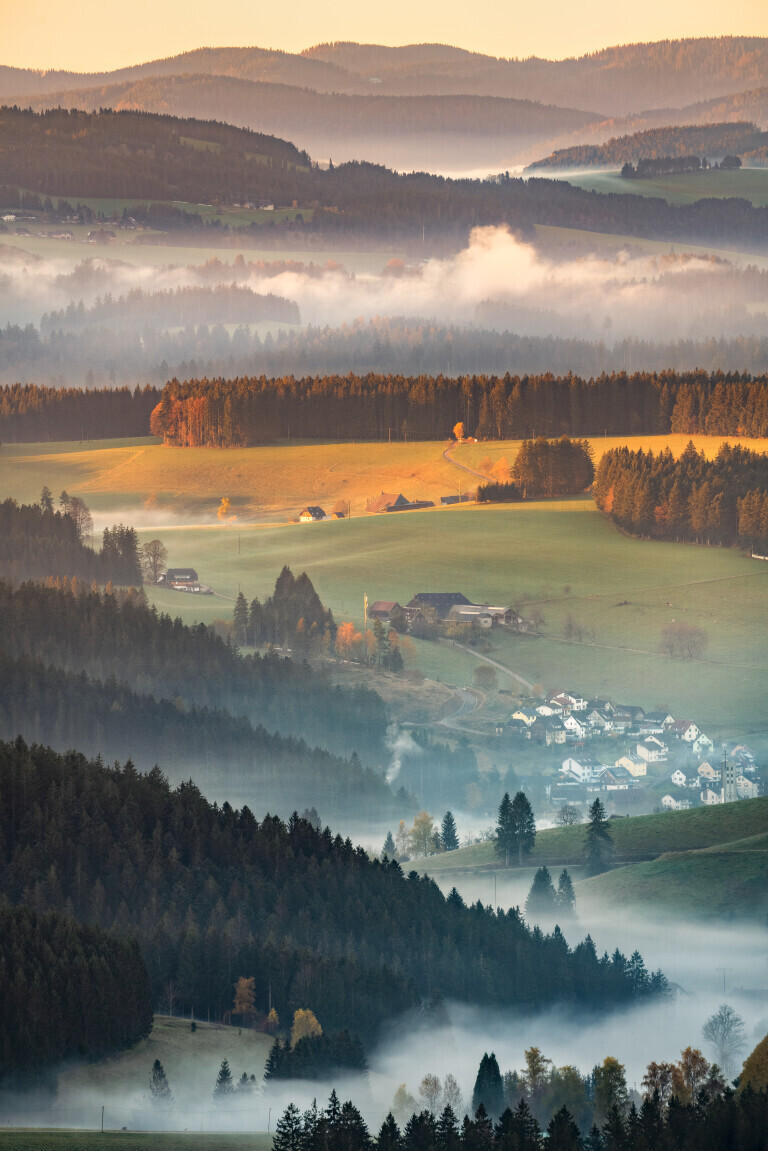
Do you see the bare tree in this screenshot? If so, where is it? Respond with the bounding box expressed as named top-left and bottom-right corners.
top-left (660, 622), bottom-right (709, 660)
top-left (419, 1073), bottom-right (442, 1114)
top-left (702, 1004), bottom-right (747, 1077)
top-left (442, 1072), bottom-right (464, 1115)
top-left (141, 539), bottom-right (168, 584)
top-left (162, 981), bottom-right (178, 1017)
top-left (557, 805), bottom-right (583, 827)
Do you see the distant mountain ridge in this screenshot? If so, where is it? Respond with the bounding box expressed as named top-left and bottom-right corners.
top-left (4, 36), bottom-right (768, 114)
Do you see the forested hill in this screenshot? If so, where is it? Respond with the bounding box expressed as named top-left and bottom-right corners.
top-left (3, 108), bottom-right (768, 247)
top-left (0, 906), bottom-right (153, 1089)
top-left (0, 579), bottom-right (388, 761)
top-left (0, 738), bottom-right (667, 1042)
top-left (528, 122), bottom-right (768, 170)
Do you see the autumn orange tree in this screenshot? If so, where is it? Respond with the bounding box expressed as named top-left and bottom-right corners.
top-left (233, 976), bottom-right (256, 1019)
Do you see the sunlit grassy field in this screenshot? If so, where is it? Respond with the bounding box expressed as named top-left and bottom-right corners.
top-left (4, 434), bottom-right (762, 521)
top-left (3, 434), bottom-right (768, 727)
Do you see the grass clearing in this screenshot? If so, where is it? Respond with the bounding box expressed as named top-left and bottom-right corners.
top-left (532, 223), bottom-right (768, 268)
top-left (560, 167), bottom-right (768, 208)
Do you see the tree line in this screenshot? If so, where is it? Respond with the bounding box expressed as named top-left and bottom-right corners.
top-left (148, 369), bottom-right (768, 447)
top-left (0, 904), bottom-right (152, 1091)
top-left (8, 320), bottom-right (768, 394)
top-left (0, 739), bottom-right (662, 1045)
top-left (0, 382), bottom-right (158, 441)
top-left (40, 285), bottom-right (300, 334)
top-left (0, 497), bottom-right (142, 584)
top-left (593, 440), bottom-right (768, 549)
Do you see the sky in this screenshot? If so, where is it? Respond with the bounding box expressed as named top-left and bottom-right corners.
top-left (2, 0), bottom-right (768, 73)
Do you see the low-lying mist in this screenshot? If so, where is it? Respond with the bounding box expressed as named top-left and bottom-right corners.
top-left (4, 226), bottom-right (768, 346)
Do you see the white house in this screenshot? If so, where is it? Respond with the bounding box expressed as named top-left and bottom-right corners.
top-left (561, 756), bottom-right (607, 782)
top-left (636, 737), bottom-right (668, 763)
top-left (662, 794), bottom-right (692, 811)
top-left (700, 787), bottom-right (721, 806)
top-left (536, 702), bottom-right (563, 717)
top-left (692, 733), bottom-right (715, 757)
top-left (550, 691), bottom-right (588, 712)
top-left (563, 713), bottom-right (589, 739)
top-left (586, 709), bottom-right (613, 732)
top-left (670, 719), bottom-right (700, 742)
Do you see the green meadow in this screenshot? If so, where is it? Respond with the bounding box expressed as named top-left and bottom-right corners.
top-left (561, 167), bottom-right (768, 208)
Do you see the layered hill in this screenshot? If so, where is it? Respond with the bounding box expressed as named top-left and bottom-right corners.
top-left (5, 37), bottom-right (768, 172)
top-left (528, 122), bottom-right (768, 170)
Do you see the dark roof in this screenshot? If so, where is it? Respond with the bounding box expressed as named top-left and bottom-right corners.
top-left (166, 568), bottom-right (198, 581)
top-left (406, 592), bottom-right (471, 618)
top-left (300, 506), bottom-right (326, 518)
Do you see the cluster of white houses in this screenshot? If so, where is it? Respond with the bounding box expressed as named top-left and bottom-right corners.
top-left (509, 692), bottom-right (760, 810)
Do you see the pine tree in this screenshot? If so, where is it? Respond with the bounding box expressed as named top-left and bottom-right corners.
top-left (383, 830), bottom-right (396, 858)
top-left (149, 1058), bottom-right (174, 1106)
top-left (583, 799), bottom-right (615, 877)
top-left (377, 1113), bottom-right (402, 1151)
top-left (273, 1102), bottom-right (303, 1151)
top-left (213, 1058), bottom-right (235, 1101)
top-left (547, 1106), bottom-right (581, 1150)
top-left (441, 811), bottom-right (459, 852)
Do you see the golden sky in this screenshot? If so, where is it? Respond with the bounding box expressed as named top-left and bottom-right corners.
top-left (3, 0), bottom-right (768, 72)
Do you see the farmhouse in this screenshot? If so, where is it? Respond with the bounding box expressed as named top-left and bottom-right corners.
top-left (369, 601), bottom-right (403, 621)
top-left (448, 604), bottom-right (519, 628)
top-left (161, 567), bottom-right (199, 585)
top-left (299, 506), bottom-right (326, 522)
top-left (367, 492), bottom-right (434, 513)
top-left (405, 592), bottom-right (471, 621)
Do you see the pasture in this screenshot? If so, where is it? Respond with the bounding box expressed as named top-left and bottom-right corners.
top-left (560, 167), bottom-right (768, 208)
top-left (532, 222), bottom-right (768, 269)
top-left (3, 434), bottom-right (768, 729)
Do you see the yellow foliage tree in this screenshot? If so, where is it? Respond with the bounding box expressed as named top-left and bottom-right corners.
top-left (492, 456), bottom-right (512, 482)
top-left (291, 1008), bottom-right (322, 1048)
top-left (739, 1032), bottom-right (768, 1092)
top-left (453, 422), bottom-right (465, 442)
top-left (410, 811), bottom-right (437, 858)
top-left (217, 496), bottom-right (235, 522)
top-left (233, 976), bottom-right (255, 1017)
top-left (265, 1008), bottom-right (279, 1035)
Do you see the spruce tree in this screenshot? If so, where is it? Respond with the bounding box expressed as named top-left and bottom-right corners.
top-left (556, 869), bottom-right (576, 917)
top-left (441, 811), bottom-right (459, 852)
top-left (149, 1058), bottom-right (174, 1106)
top-left (547, 1106), bottom-right (581, 1149)
top-left (377, 1113), bottom-right (402, 1151)
top-left (525, 866), bottom-right (557, 920)
top-left (383, 830), bottom-right (396, 858)
top-left (472, 1052), bottom-right (504, 1119)
top-left (583, 799), bottom-right (615, 876)
top-left (496, 791), bottom-right (536, 865)
top-left (233, 592), bottom-right (249, 646)
top-left (272, 1102), bottom-right (303, 1151)
top-left (213, 1058), bottom-right (235, 1100)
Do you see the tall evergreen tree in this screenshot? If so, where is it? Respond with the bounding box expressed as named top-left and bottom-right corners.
top-left (273, 1103), bottom-right (304, 1151)
top-left (441, 811), bottom-right (459, 852)
top-left (149, 1059), bottom-right (174, 1106)
top-left (377, 1113), bottom-right (402, 1151)
top-left (472, 1053), bottom-right (505, 1119)
top-left (233, 592), bottom-right (249, 645)
top-left (556, 870), bottom-right (576, 917)
top-left (383, 830), bottom-right (396, 858)
top-left (496, 791), bottom-right (536, 865)
top-left (525, 867), bottom-right (557, 920)
top-left (583, 800), bottom-right (615, 877)
top-left (213, 1058), bottom-right (235, 1101)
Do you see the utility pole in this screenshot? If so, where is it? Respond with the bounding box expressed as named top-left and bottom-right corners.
top-left (101, 1106), bottom-right (104, 1133)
